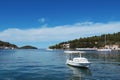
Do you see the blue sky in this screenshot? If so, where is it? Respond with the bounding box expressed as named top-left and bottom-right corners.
top-left (0, 0), bottom-right (120, 48)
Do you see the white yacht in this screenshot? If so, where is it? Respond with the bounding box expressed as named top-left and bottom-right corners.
top-left (97, 35), bottom-right (112, 52)
top-left (46, 48), bottom-right (53, 51)
top-left (97, 48), bottom-right (111, 51)
top-left (64, 51), bottom-right (91, 68)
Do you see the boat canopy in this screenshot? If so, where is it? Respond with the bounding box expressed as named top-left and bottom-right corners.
top-left (64, 51), bottom-right (86, 54)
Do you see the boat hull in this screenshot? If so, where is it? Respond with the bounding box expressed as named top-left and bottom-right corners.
top-left (66, 60), bottom-right (90, 68)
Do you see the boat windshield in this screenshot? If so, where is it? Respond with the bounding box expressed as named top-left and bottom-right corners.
top-left (67, 53), bottom-right (82, 60)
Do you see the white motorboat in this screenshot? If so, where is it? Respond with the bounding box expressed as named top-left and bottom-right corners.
top-left (64, 51), bottom-right (91, 68)
top-left (46, 48), bottom-right (53, 51)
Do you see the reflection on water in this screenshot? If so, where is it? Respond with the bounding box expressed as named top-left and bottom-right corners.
top-left (67, 65), bottom-right (92, 80)
top-left (84, 50), bottom-right (120, 63)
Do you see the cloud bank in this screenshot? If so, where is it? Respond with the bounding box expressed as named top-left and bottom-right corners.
top-left (0, 21), bottom-right (120, 43)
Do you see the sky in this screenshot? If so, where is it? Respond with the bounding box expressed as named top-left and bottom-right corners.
top-left (0, 0), bottom-right (120, 48)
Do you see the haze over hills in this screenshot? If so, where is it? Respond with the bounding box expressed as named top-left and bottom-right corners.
top-left (49, 32), bottom-right (120, 49)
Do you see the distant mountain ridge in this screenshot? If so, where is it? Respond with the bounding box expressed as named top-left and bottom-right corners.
top-left (49, 32), bottom-right (120, 49)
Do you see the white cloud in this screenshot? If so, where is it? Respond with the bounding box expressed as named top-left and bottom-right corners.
top-left (0, 21), bottom-right (120, 43)
top-left (38, 18), bottom-right (45, 23)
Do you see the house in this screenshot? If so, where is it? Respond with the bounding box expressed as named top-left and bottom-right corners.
top-left (111, 45), bottom-right (119, 50)
top-left (105, 45), bottom-right (119, 50)
top-left (63, 43), bottom-right (70, 49)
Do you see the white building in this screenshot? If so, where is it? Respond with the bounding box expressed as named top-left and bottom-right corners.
top-left (63, 43), bottom-right (70, 49)
top-left (105, 45), bottom-right (119, 50)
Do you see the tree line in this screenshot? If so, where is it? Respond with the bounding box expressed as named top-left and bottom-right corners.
top-left (0, 41), bottom-right (38, 49)
top-left (49, 32), bottom-right (120, 49)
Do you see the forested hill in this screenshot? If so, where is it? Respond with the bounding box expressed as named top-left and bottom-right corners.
top-left (49, 32), bottom-right (120, 49)
top-left (19, 45), bottom-right (38, 49)
top-left (0, 40), bottom-right (38, 49)
top-left (0, 40), bottom-right (18, 49)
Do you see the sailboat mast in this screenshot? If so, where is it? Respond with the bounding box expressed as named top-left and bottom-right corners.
top-left (105, 35), bottom-right (106, 46)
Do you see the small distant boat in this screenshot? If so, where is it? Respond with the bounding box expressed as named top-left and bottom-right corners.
top-left (46, 48), bottom-right (53, 51)
top-left (97, 35), bottom-right (111, 52)
top-left (97, 48), bottom-right (111, 51)
top-left (64, 51), bottom-right (91, 68)
top-left (76, 48), bottom-right (97, 51)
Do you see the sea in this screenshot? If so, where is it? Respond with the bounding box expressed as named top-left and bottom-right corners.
top-left (0, 49), bottom-right (120, 80)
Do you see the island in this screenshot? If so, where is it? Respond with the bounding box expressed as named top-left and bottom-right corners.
top-left (0, 40), bottom-right (38, 49)
top-left (19, 45), bottom-right (38, 49)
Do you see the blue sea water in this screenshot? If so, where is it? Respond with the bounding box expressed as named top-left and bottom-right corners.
top-left (0, 49), bottom-right (120, 80)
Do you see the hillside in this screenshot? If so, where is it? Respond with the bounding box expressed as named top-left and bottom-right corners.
top-left (0, 40), bottom-right (38, 49)
top-left (0, 40), bottom-right (18, 49)
top-left (19, 45), bottom-right (38, 49)
top-left (49, 32), bottom-right (120, 49)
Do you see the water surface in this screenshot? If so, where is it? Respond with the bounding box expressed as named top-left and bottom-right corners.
top-left (0, 49), bottom-right (120, 80)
